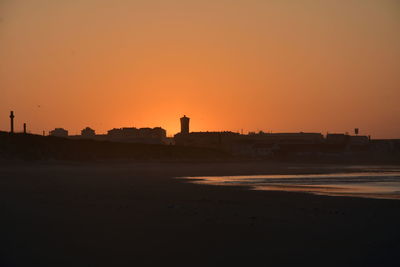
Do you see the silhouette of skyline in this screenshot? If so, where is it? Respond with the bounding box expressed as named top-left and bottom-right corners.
top-left (3, 110), bottom-right (387, 141)
top-left (6, 110), bottom-right (398, 159)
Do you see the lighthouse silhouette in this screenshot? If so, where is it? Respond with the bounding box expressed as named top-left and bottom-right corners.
top-left (10, 111), bottom-right (15, 133)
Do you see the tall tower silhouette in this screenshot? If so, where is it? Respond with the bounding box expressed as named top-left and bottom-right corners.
top-left (10, 111), bottom-right (14, 133)
top-left (180, 115), bottom-right (190, 134)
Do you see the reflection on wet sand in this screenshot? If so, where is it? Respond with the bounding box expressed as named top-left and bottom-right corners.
top-left (253, 183), bottom-right (400, 200)
top-left (186, 168), bottom-right (400, 200)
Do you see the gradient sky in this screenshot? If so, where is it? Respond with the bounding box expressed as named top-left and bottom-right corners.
top-left (1, 0), bottom-right (399, 138)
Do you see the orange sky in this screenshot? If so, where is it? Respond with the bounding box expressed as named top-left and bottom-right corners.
top-left (1, 0), bottom-right (399, 138)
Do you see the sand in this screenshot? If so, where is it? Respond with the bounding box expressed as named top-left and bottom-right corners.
top-left (1, 161), bottom-right (399, 266)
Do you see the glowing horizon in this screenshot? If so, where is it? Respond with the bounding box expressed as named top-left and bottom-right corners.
top-left (1, 0), bottom-right (399, 138)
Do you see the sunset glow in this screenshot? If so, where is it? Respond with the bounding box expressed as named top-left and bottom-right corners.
top-left (1, 0), bottom-right (399, 137)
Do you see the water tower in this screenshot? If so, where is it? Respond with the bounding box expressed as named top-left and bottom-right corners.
top-left (180, 115), bottom-right (190, 134)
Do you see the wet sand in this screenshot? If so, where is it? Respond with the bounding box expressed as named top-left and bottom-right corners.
top-left (186, 170), bottom-right (400, 200)
top-left (1, 161), bottom-right (400, 266)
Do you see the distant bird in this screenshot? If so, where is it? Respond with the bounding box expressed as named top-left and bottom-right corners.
top-left (38, 105), bottom-right (41, 108)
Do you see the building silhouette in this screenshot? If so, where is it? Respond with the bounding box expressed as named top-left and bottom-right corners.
top-left (50, 128), bottom-right (68, 137)
top-left (173, 115), bottom-right (372, 157)
top-left (106, 127), bottom-right (166, 144)
top-left (175, 115), bottom-right (240, 149)
top-left (247, 131), bottom-right (324, 144)
top-left (67, 126), bottom-right (168, 144)
top-left (180, 115), bottom-right (190, 134)
top-left (81, 127), bottom-right (96, 138)
top-left (6, 110), bottom-right (376, 158)
top-left (175, 130), bottom-right (240, 149)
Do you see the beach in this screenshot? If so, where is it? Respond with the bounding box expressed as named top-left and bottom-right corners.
top-left (1, 161), bottom-right (400, 266)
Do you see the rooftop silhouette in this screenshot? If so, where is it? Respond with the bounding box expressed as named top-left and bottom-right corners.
top-left (3, 111), bottom-right (398, 162)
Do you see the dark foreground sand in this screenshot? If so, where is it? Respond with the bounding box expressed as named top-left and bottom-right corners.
top-left (1, 161), bottom-right (399, 267)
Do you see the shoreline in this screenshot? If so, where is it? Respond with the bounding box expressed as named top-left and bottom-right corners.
top-left (180, 166), bottom-right (400, 200)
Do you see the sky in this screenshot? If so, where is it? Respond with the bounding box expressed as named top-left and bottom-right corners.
top-left (1, 0), bottom-right (399, 138)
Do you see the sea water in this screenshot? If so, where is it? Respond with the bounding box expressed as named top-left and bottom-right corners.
top-left (185, 166), bottom-right (400, 200)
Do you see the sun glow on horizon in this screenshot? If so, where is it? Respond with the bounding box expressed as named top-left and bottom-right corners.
top-left (1, 0), bottom-right (399, 138)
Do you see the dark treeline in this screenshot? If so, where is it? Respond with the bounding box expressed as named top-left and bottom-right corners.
top-left (0, 132), bottom-right (229, 161)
